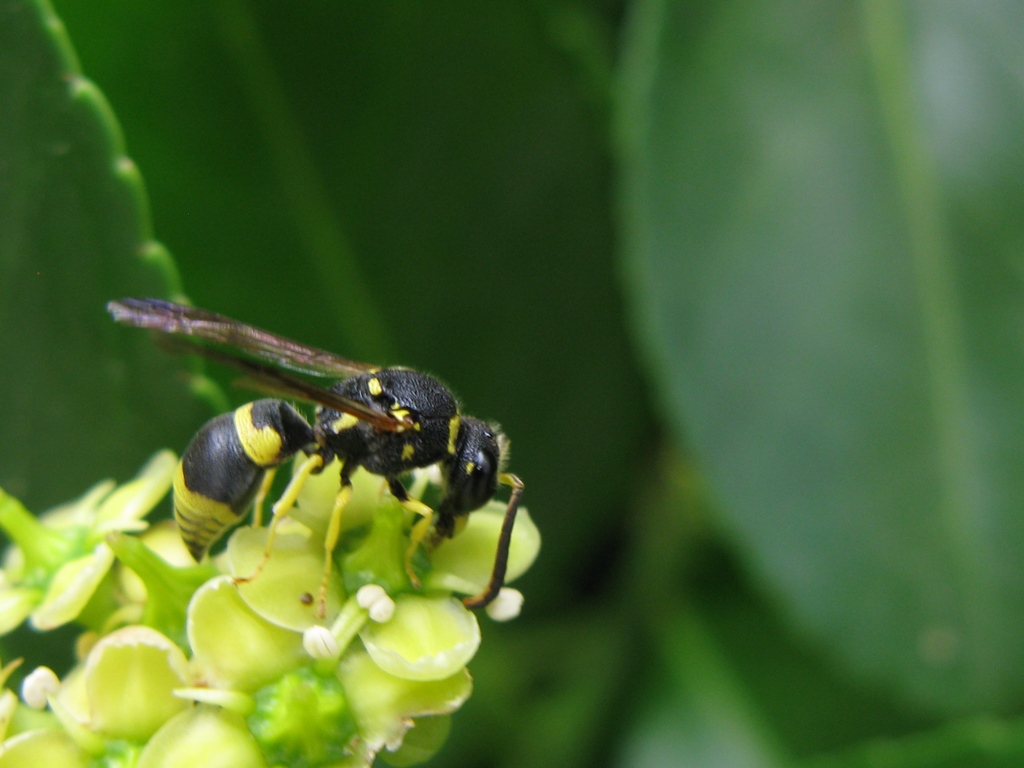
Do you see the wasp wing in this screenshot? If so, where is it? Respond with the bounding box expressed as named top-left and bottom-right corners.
top-left (159, 335), bottom-right (409, 432)
top-left (108, 298), bottom-right (408, 432)
top-left (107, 297), bottom-right (377, 377)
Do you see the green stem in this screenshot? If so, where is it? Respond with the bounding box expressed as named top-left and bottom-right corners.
top-left (329, 595), bottom-right (369, 660)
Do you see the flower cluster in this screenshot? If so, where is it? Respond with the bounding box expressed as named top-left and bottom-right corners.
top-left (0, 452), bottom-right (540, 767)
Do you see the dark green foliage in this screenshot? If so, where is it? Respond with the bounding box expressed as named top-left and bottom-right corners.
top-left (4, 0), bottom-right (1024, 766)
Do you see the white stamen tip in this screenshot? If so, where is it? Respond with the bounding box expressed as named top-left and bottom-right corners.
top-left (356, 584), bottom-right (386, 609)
top-left (356, 584), bottom-right (395, 622)
top-left (22, 666), bottom-right (60, 709)
top-left (368, 595), bottom-right (396, 623)
top-left (485, 588), bottom-right (524, 622)
top-left (303, 625), bottom-right (339, 660)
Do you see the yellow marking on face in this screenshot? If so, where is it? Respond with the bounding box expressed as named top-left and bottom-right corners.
top-left (367, 377), bottom-right (383, 396)
top-left (402, 444), bottom-right (416, 461)
top-left (235, 403), bottom-right (284, 467)
top-left (332, 412), bottom-right (360, 432)
top-left (465, 461), bottom-right (475, 475)
top-left (447, 415), bottom-right (460, 454)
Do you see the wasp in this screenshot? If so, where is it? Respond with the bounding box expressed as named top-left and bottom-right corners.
top-left (107, 298), bottom-right (523, 615)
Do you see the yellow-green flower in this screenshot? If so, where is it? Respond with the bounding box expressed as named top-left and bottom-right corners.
top-left (0, 451), bottom-right (541, 767)
top-left (2, 625), bottom-right (191, 768)
top-left (186, 461), bottom-right (538, 765)
top-left (0, 452), bottom-right (176, 635)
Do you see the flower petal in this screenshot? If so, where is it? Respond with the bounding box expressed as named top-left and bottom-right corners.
top-left (379, 715), bottom-right (452, 767)
top-left (188, 577), bottom-right (306, 693)
top-left (93, 450), bottom-right (176, 530)
top-left (291, 463), bottom-right (386, 539)
top-left (227, 528), bottom-right (345, 630)
top-left (83, 625), bottom-right (190, 741)
top-left (338, 647), bottom-right (472, 755)
top-left (0, 588), bottom-right (42, 636)
top-left (30, 545), bottom-right (115, 631)
top-left (0, 690), bottom-right (18, 743)
top-left (424, 505), bottom-right (540, 595)
top-left (38, 481), bottom-right (114, 529)
top-left (359, 595), bottom-right (479, 681)
top-left (136, 705), bottom-right (267, 768)
top-left (0, 729), bottom-right (88, 768)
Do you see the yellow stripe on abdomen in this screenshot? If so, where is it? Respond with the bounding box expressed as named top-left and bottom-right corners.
top-left (173, 463), bottom-right (243, 561)
top-left (234, 402), bottom-right (284, 467)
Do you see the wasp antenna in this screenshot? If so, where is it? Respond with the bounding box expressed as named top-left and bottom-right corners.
top-left (462, 473), bottom-right (523, 610)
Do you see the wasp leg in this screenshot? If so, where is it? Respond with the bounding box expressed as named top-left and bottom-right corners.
top-left (388, 479), bottom-right (433, 589)
top-left (234, 452), bottom-right (324, 586)
top-left (251, 467), bottom-right (278, 528)
top-left (316, 466), bottom-right (353, 618)
top-left (463, 473), bottom-right (523, 610)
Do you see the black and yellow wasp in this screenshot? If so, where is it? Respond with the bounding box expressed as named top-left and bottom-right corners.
top-left (107, 298), bottom-right (523, 614)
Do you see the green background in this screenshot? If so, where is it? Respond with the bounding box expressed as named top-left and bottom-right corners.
top-left (2, 0), bottom-right (1024, 766)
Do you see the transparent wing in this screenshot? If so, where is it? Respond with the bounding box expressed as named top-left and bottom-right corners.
top-left (108, 297), bottom-right (377, 377)
top-left (108, 298), bottom-right (409, 432)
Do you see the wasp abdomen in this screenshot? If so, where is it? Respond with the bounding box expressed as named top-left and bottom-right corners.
top-left (174, 399), bottom-right (315, 560)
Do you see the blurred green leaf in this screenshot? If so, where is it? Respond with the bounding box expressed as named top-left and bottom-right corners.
top-left (619, 614), bottom-right (788, 768)
top-left (800, 716), bottom-right (1024, 768)
top-left (452, 614), bottom-right (630, 768)
top-left (0, 0), bottom-right (201, 511)
top-left (699, 557), bottom-right (933, 757)
top-left (616, 0), bottom-right (1024, 714)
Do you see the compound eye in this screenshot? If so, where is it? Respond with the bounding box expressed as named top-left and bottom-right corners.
top-left (457, 449), bottom-right (497, 513)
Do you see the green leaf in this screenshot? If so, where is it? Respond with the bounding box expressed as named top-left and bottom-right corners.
top-left (616, 0), bottom-right (1024, 713)
top-left (0, 0), bottom-right (201, 511)
top-left (449, 613), bottom-right (631, 768)
top-left (620, 614), bottom-right (788, 768)
top-left (800, 716), bottom-right (1024, 768)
